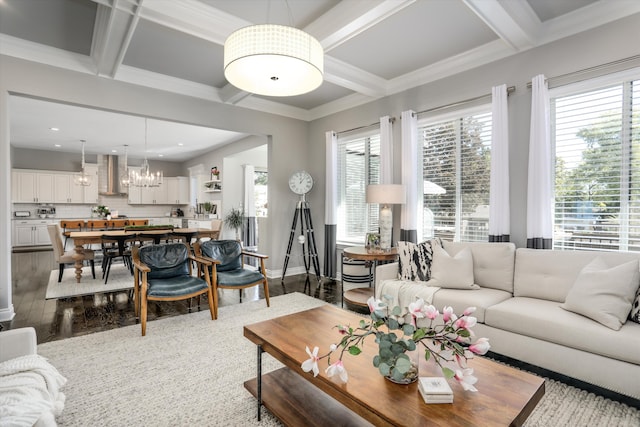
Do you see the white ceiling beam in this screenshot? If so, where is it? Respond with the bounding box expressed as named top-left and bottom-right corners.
top-left (324, 56), bottom-right (388, 98)
top-left (91, 1), bottom-right (142, 78)
top-left (139, 0), bottom-right (250, 45)
top-left (219, 84), bottom-right (252, 105)
top-left (306, 0), bottom-right (415, 52)
top-left (537, 0), bottom-right (640, 45)
top-left (462, 0), bottom-right (535, 51)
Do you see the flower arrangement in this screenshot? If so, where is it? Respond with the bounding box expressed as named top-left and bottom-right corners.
top-left (211, 166), bottom-right (220, 180)
top-left (301, 296), bottom-right (490, 391)
top-left (92, 205), bottom-right (110, 218)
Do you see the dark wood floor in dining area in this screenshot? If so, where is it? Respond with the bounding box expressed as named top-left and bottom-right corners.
top-left (3, 249), bottom-right (345, 344)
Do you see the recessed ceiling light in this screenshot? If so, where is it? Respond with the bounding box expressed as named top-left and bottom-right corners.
top-left (49, 127), bottom-right (59, 131)
top-left (111, 149), bottom-right (118, 153)
top-left (178, 143), bottom-right (184, 146)
top-left (158, 154), bottom-right (164, 157)
top-left (54, 144), bottom-right (61, 148)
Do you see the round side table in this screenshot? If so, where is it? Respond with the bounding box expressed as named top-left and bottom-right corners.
top-left (342, 246), bottom-right (398, 308)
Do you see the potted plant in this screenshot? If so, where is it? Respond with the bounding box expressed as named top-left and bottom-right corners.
top-left (224, 206), bottom-right (244, 241)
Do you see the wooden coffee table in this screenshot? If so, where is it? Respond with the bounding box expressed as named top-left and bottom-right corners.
top-left (244, 304), bottom-right (545, 427)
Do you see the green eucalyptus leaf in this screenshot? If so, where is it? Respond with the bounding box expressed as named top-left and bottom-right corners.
top-left (391, 368), bottom-right (405, 382)
top-left (406, 340), bottom-right (416, 351)
top-left (390, 343), bottom-right (405, 355)
top-left (380, 348), bottom-right (393, 360)
top-left (388, 318), bottom-right (399, 330)
top-left (458, 329), bottom-right (471, 338)
top-left (379, 363), bottom-right (391, 376)
top-left (373, 355), bottom-right (380, 367)
top-left (413, 328), bottom-right (426, 341)
top-left (391, 306), bottom-right (402, 316)
top-left (403, 324), bottom-right (415, 336)
top-left (395, 356), bottom-right (411, 374)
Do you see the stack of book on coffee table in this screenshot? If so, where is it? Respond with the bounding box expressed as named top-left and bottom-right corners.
top-left (418, 377), bottom-right (454, 404)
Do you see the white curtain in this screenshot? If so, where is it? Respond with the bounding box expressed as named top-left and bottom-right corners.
top-left (380, 116), bottom-right (393, 184)
top-left (527, 74), bottom-right (553, 249)
top-left (400, 110), bottom-right (418, 243)
top-left (243, 164), bottom-right (257, 247)
top-left (488, 84), bottom-right (510, 242)
top-left (324, 131), bottom-right (338, 278)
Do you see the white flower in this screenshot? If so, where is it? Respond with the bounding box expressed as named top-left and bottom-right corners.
top-left (454, 368), bottom-right (478, 392)
top-left (326, 360), bottom-right (348, 383)
top-left (301, 346), bottom-right (320, 377)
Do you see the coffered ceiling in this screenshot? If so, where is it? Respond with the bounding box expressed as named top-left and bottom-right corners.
top-left (2, 0), bottom-right (639, 159)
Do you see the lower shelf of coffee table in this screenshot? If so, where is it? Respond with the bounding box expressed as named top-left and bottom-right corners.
top-left (244, 367), bottom-right (374, 427)
top-left (343, 287), bottom-right (374, 307)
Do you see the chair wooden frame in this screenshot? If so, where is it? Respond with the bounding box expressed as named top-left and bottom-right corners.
top-left (193, 241), bottom-right (270, 316)
top-left (60, 220), bottom-right (85, 250)
top-left (128, 219), bottom-right (149, 226)
top-left (132, 243), bottom-right (215, 336)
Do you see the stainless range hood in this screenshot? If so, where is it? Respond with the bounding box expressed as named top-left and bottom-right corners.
top-left (98, 155), bottom-right (127, 196)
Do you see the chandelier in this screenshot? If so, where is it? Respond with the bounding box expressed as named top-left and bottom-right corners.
top-left (120, 144), bottom-right (130, 188)
top-left (129, 119), bottom-right (163, 188)
top-left (223, 24), bottom-right (323, 97)
top-left (74, 139), bottom-right (92, 186)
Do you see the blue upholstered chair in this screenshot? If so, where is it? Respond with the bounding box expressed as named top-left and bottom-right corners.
top-left (193, 240), bottom-right (270, 314)
top-left (132, 242), bottom-right (215, 336)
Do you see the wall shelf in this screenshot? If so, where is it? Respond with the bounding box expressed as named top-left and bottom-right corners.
top-left (204, 178), bottom-right (222, 193)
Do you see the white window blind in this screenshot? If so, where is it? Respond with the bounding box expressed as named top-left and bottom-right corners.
top-left (337, 132), bottom-right (380, 244)
top-left (419, 110), bottom-right (492, 242)
top-left (553, 77), bottom-right (640, 251)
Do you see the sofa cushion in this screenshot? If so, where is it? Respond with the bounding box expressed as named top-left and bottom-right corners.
top-left (485, 297), bottom-right (640, 365)
top-left (560, 257), bottom-right (639, 330)
top-left (431, 288), bottom-right (512, 323)
top-left (429, 245), bottom-right (478, 289)
top-left (514, 248), bottom-right (640, 302)
top-left (442, 241), bottom-right (515, 293)
top-left (397, 239), bottom-right (441, 281)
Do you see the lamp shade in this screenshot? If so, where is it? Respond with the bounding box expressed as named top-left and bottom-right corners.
top-left (366, 184), bottom-right (406, 205)
top-left (224, 24), bottom-right (324, 97)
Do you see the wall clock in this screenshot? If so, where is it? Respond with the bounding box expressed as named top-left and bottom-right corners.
top-left (289, 171), bottom-right (313, 195)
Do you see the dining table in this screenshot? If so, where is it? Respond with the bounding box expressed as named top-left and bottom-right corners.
top-left (69, 228), bottom-right (220, 283)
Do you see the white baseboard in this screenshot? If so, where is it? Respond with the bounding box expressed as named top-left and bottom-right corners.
top-left (0, 305), bottom-right (16, 322)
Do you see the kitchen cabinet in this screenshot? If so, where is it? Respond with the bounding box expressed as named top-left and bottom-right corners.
top-left (12, 170), bottom-right (54, 203)
top-left (83, 164), bottom-right (99, 204)
top-left (166, 177), bottom-right (189, 204)
top-left (13, 219), bottom-right (53, 247)
top-left (53, 174), bottom-right (84, 203)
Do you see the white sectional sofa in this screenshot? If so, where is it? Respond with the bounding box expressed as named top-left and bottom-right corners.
top-left (375, 241), bottom-right (640, 401)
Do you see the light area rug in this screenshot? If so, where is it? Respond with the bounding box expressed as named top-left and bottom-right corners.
top-left (37, 293), bottom-right (639, 427)
top-left (45, 263), bottom-right (133, 299)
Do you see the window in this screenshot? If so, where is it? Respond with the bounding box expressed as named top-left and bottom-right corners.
top-left (552, 73), bottom-right (640, 252)
top-left (337, 131), bottom-right (380, 244)
top-left (418, 107), bottom-right (492, 242)
top-left (254, 169), bottom-right (268, 217)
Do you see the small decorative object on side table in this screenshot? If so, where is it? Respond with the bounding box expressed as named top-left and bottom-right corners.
top-left (365, 232), bottom-right (381, 253)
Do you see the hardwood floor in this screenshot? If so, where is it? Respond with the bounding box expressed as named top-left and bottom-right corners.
top-left (2, 249), bottom-right (350, 344)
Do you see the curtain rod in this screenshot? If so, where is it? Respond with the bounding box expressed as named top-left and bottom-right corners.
top-left (526, 54), bottom-right (640, 89)
top-left (335, 117), bottom-right (395, 136)
top-left (415, 86), bottom-right (515, 117)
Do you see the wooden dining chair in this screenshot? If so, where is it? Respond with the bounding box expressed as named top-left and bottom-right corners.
top-left (128, 219), bottom-right (149, 226)
top-left (60, 220), bottom-right (85, 250)
top-left (107, 219), bottom-right (128, 229)
top-left (47, 224), bottom-right (95, 282)
top-left (86, 219), bottom-right (109, 231)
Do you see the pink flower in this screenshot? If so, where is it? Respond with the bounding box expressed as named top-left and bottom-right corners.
top-left (454, 368), bottom-right (478, 392)
top-left (442, 306), bottom-right (454, 322)
top-left (469, 337), bottom-right (490, 355)
top-left (367, 297), bottom-right (384, 313)
top-left (301, 346), bottom-right (320, 377)
top-left (455, 316), bottom-right (477, 330)
top-left (326, 360), bottom-right (348, 383)
top-left (408, 299), bottom-right (426, 326)
top-left (455, 353), bottom-right (467, 369)
top-left (463, 307), bottom-right (476, 316)
top-left (424, 304), bottom-right (439, 320)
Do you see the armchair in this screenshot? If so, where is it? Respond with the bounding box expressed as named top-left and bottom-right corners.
top-left (132, 242), bottom-right (215, 336)
top-left (193, 240), bottom-right (270, 315)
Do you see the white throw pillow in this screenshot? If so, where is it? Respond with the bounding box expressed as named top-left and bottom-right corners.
top-left (428, 244), bottom-right (478, 290)
top-left (560, 257), bottom-right (640, 330)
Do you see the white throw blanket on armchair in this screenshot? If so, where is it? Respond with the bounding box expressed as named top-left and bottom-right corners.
top-left (0, 354), bottom-right (67, 427)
